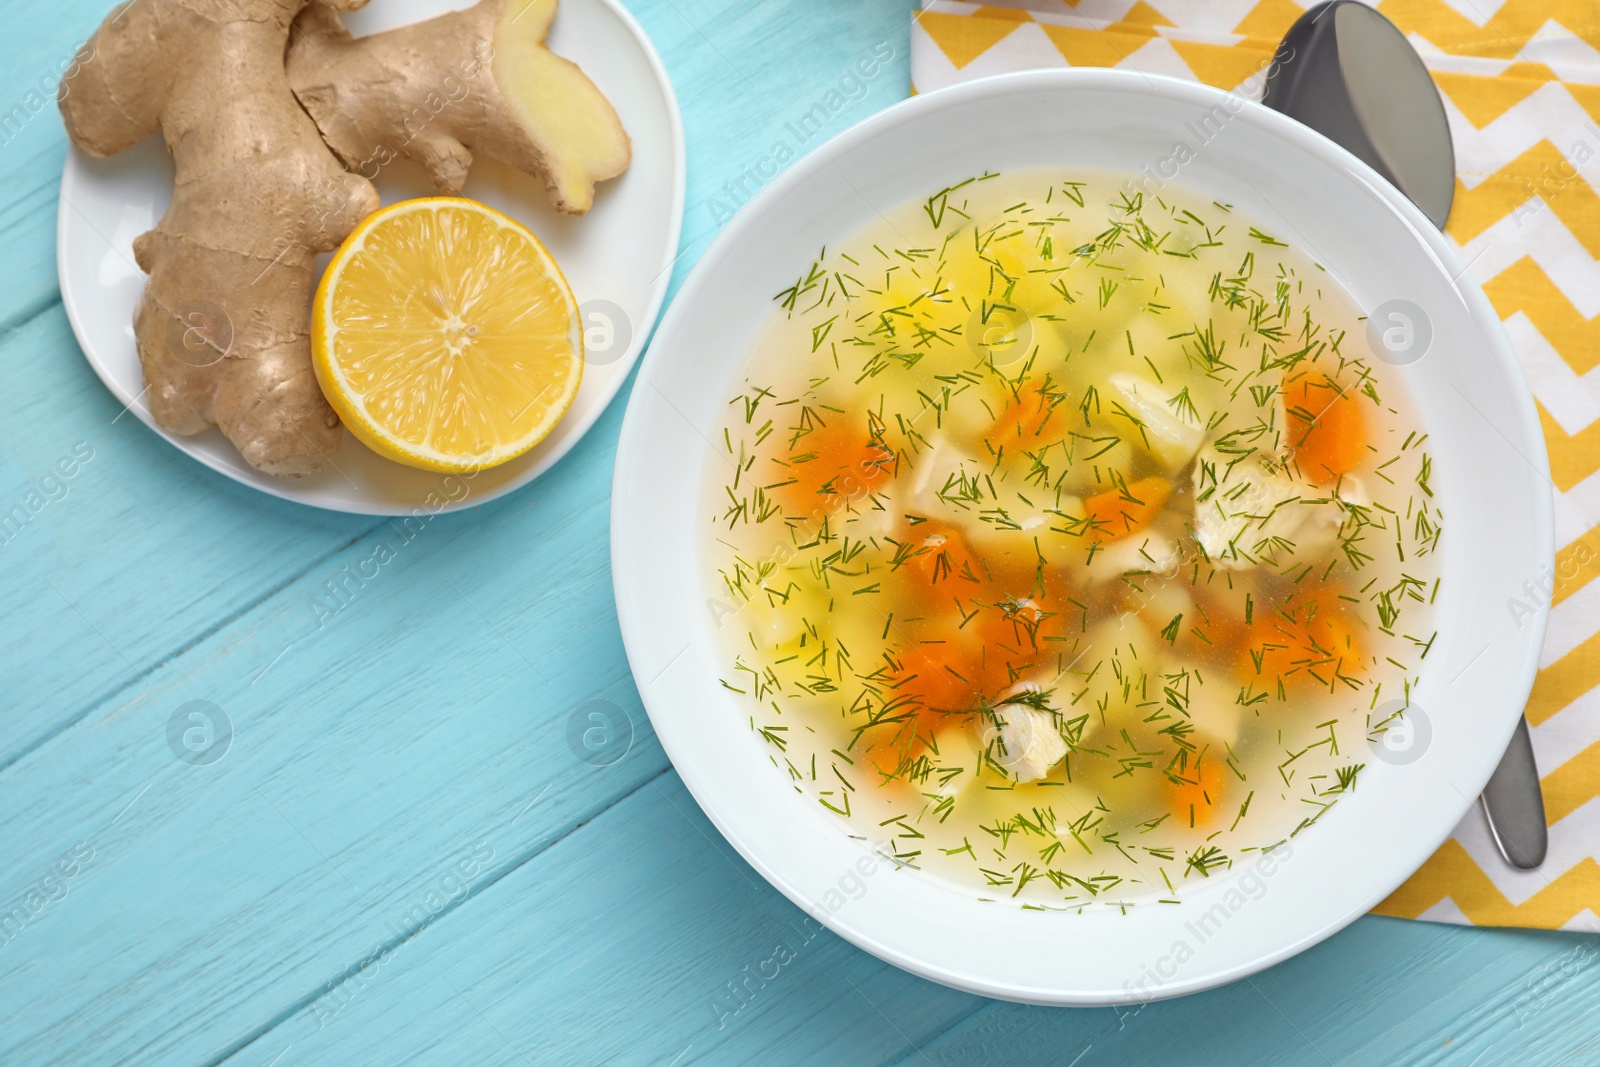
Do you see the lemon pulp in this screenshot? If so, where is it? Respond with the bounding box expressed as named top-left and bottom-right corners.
top-left (313, 197), bottom-right (583, 472)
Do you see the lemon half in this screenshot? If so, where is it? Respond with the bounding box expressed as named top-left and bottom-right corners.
top-left (313, 197), bottom-right (583, 472)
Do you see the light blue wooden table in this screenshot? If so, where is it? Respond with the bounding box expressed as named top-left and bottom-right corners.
top-left (2, 1), bottom-right (1596, 1063)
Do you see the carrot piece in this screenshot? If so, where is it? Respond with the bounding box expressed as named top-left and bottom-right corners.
top-left (895, 641), bottom-right (983, 714)
top-left (900, 528), bottom-right (981, 587)
top-left (1309, 612), bottom-right (1363, 681)
top-left (1241, 617), bottom-right (1303, 688)
top-left (987, 380), bottom-right (1069, 450)
top-left (975, 594), bottom-right (1058, 651)
top-left (873, 637), bottom-right (985, 778)
top-left (1238, 600), bottom-right (1364, 695)
top-left (1173, 591), bottom-right (1246, 660)
top-left (772, 421), bottom-right (895, 511)
top-left (1084, 476), bottom-right (1171, 542)
top-left (1168, 753), bottom-right (1227, 828)
top-left (1284, 372), bottom-right (1365, 485)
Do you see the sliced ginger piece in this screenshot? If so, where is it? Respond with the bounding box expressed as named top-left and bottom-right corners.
top-left (288, 0), bottom-right (630, 215)
top-left (493, 0), bottom-right (632, 211)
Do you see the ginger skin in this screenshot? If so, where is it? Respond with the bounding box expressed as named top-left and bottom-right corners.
top-left (288, 0), bottom-right (630, 215)
top-left (60, 0), bottom-right (379, 476)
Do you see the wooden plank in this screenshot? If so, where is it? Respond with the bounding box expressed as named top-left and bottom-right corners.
top-left (0, 307), bottom-right (374, 766)
top-left (629, 0), bottom-right (913, 280)
top-left (0, 395), bottom-right (658, 1063)
top-left (215, 774), bottom-right (984, 1067)
top-left (888, 918), bottom-right (1600, 1065)
top-left (0, 0), bottom-right (118, 327)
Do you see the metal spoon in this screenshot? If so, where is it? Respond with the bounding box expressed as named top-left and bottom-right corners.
top-left (1264, 0), bottom-right (1548, 869)
top-left (1264, 0), bottom-right (1453, 228)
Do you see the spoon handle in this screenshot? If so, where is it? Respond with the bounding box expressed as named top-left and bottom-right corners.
top-left (1480, 717), bottom-right (1548, 869)
top-left (1264, 0), bottom-right (1546, 871)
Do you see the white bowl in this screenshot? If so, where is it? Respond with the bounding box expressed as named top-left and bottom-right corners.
top-left (611, 69), bottom-right (1552, 1004)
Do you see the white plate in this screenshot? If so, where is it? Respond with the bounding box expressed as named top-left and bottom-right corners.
top-left (612, 69), bottom-right (1554, 1004)
top-left (57, 0), bottom-right (683, 515)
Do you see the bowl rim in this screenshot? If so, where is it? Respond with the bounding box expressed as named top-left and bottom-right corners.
top-left (612, 66), bottom-right (1555, 1004)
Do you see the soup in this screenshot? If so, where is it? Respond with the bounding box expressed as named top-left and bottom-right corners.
top-left (707, 171), bottom-right (1440, 906)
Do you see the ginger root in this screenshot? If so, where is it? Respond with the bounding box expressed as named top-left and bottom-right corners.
top-left (288, 0), bottom-right (630, 215)
top-left (60, 0), bottom-right (380, 476)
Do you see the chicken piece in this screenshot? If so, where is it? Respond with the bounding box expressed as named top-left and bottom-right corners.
top-left (990, 704), bottom-right (1067, 782)
top-left (968, 492), bottom-right (1089, 566)
top-left (1080, 529), bottom-right (1181, 584)
top-left (905, 435), bottom-right (984, 524)
top-left (985, 680), bottom-right (1069, 782)
top-left (1190, 448), bottom-right (1357, 569)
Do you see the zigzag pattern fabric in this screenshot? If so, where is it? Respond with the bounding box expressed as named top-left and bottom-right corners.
top-left (911, 0), bottom-right (1600, 931)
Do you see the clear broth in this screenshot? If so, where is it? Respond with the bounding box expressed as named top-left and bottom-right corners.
top-left (707, 170), bottom-right (1440, 906)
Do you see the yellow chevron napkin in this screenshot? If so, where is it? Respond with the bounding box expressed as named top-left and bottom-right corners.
top-left (912, 0), bottom-right (1600, 932)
